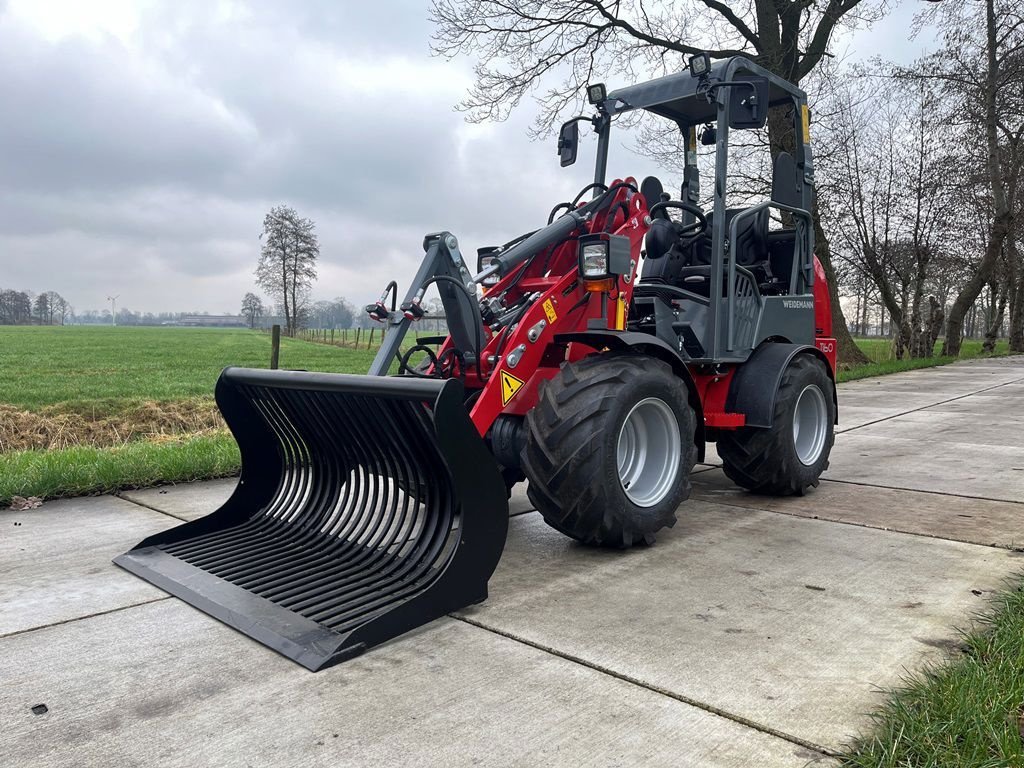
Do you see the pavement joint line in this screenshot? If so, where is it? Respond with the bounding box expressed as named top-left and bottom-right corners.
top-left (688, 493), bottom-right (1024, 552)
top-left (0, 596), bottom-right (171, 641)
top-left (450, 613), bottom-right (841, 760)
top-left (819, 476), bottom-right (1024, 508)
top-left (114, 492), bottom-right (191, 522)
top-left (836, 375), bottom-right (1024, 435)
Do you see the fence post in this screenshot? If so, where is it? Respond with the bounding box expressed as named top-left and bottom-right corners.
top-left (368, 327), bottom-right (375, 349)
top-left (270, 324), bottom-right (281, 370)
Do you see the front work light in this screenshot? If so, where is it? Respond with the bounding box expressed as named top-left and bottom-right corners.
top-left (577, 233), bottom-right (631, 291)
top-left (581, 242), bottom-right (609, 278)
top-left (688, 52), bottom-right (711, 78)
top-left (477, 247), bottom-right (502, 292)
top-left (587, 82), bottom-right (607, 105)
top-left (478, 256), bottom-right (501, 286)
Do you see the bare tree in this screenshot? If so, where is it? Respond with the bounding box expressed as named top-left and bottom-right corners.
top-left (309, 298), bottom-right (355, 330)
top-left (43, 291), bottom-right (68, 325)
top-left (241, 292), bottom-right (264, 329)
top-left (909, 0), bottom-right (1023, 355)
top-left (824, 70), bottom-right (949, 358)
top-left (431, 0), bottom-right (891, 364)
top-left (255, 205), bottom-right (319, 336)
top-left (32, 292), bottom-right (50, 326)
top-left (0, 289), bottom-right (31, 325)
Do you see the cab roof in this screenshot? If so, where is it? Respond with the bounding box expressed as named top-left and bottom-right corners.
top-left (604, 56), bottom-right (804, 126)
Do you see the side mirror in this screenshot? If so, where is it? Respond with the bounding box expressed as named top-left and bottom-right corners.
top-left (728, 77), bottom-right (769, 130)
top-left (558, 120), bottom-right (579, 167)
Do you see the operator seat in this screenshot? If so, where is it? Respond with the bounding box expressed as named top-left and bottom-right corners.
top-left (639, 175), bottom-right (698, 283)
top-left (641, 206), bottom-right (771, 292)
top-left (678, 207), bottom-right (770, 290)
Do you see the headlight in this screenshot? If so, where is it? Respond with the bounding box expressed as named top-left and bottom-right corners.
top-left (581, 243), bottom-right (609, 279)
top-left (689, 52), bottom-right (711, 78)
top-left (478, 255), bottom-right (501, 286)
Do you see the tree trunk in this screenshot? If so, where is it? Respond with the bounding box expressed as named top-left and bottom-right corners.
top-left (926, 296), bottom-right (944, 354)
top-left (280, 250), bottom-right (291, 337)
top-left (1008, 220), bottom-right (1023, 352)
top-left (813, 199), bottom-right (869, 366)
top-left (943, 216), bottom-right (1009, 355)
top-left (944, 0), bottom-right (1013, 357)
top-left (983, 279), bottom-right (1007, 353)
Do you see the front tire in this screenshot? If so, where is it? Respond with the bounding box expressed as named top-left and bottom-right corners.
top-left (521, 354), bottom-right (697, 547)
top-left (717, 354), bottom-right (835, 495)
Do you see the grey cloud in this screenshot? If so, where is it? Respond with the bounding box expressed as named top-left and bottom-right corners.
top-left (0, 2), bottom-right (924, 315)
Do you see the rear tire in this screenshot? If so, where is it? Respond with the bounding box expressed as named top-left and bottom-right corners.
top-left (521, 354), bottom-right (697, 547)
top-left (717, 354), bottom-right (835, 495)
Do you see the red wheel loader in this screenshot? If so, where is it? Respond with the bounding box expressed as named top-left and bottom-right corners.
top-left (116, 54), bottom-right (838, 671)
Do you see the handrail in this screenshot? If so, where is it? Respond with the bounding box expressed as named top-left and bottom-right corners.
top-left (634, 279), bottom-right (712, 307)
top-left (726, 201), bottom-right (811, 351)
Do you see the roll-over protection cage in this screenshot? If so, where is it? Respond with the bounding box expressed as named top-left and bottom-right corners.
top-left (584, 57), bottom-right (818, 364)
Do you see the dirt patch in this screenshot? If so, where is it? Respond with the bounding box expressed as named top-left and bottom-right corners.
top-left (0, 399), bottom-right (225, 452)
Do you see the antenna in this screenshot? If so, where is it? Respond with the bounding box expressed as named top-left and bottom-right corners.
top-left (107, 295), bottom-right (119, 327)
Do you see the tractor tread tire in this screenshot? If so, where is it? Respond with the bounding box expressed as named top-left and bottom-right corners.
top-left (521, 353), bottom-right (697, 548)
top-left (717, 354), bottom-right (835, 496)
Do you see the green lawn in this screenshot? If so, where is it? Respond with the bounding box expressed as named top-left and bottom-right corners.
top-left (0, 326), bottom-right (1017, 505)
top-left (0, 325), bottom-right (381, 410)
top-left (852, 337), bottom-right (1009, 365)
top-left (0, 433), bottom-right (241, 504)
top-left (843, 583), bottom-right (1024, 767)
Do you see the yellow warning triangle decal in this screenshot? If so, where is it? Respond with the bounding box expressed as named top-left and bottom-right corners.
top-left (500, 370), bottom-right (525, 405)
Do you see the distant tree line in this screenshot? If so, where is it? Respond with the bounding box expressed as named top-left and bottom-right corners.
top-left (240, 291), bottom-right (365, 331)
top-left (0, 289), bottom-right (71, 325)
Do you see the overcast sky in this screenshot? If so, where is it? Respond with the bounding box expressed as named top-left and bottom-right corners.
top-left (0, 0), bottom-right (932, 315)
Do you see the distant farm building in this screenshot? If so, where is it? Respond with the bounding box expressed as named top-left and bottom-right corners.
top-left (172, 314), bottom-right (248, 328)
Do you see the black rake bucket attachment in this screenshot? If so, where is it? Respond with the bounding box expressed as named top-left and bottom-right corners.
top-left (114, 368), bottom-right (509, 671)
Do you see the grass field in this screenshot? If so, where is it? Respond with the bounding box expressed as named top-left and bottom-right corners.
top-left (842, 583), bottom-right (1024, 767)
top-left (0, 325), bottom-right (380, 409)
top-left (0, 325), bottom-right (1014, 504)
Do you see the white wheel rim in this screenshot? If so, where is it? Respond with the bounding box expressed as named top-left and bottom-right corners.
top-left (616, 397), bottom-right (681, 507)
top-left (793, 384), bottom-right (828, 466)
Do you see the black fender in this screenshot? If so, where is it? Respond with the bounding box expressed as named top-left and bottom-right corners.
top-left (726, 342), bottom-right (838, 429)
top-left (555, 330), bottom-right (706, 461)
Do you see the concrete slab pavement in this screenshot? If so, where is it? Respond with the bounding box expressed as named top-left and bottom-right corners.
top-left (692, 469), bottom-right (1024, 550)
top-left (457, 504), bottom-right (1018, 751)
top-left (0, 601), bottom-right (825, 768)
top-left (3, 355), bottom-right (1023, 766)
top-left (826, 431), bottom-right (1024, 502)
top-left (120, 478), bottom-right (238, 522)
top-left (836, 364), bottom-right (1024, 432)
top-left (0, 496), bottom-right (171, 637)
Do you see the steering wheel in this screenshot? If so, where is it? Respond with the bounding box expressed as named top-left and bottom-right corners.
top-left (648, 200), bottom-right (708, 240)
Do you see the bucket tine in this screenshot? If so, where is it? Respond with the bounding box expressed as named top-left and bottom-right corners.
top-left (114, 368), bottom-right (509, 671)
